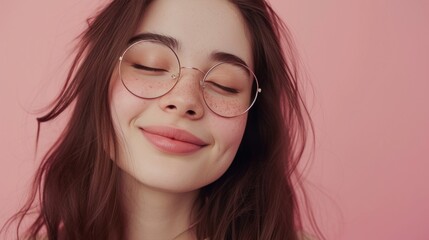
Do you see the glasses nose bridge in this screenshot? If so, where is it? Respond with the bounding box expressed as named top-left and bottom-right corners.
top-left (167, 66), bottom-right (205, 101)
top-left (179, 66), bottom-right (206, 86)
top-left (181, 66), bottom-right (205, 74)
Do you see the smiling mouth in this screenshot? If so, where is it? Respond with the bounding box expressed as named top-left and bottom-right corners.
top-left (140, 126), bottom-right (208, 154)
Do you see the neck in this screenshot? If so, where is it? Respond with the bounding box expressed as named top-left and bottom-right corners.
top-left (120, 172), bottom-right (199, 240)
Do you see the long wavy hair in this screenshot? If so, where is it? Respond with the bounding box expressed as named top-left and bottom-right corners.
top-left (2, 0), bottom-right (321, 239)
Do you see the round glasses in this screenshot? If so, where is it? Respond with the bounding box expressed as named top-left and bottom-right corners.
top-left (118, 40), bottom-right (261, 118)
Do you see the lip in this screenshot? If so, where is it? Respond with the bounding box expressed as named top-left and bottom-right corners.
top-left (140, 126), bottom-right (208, 154)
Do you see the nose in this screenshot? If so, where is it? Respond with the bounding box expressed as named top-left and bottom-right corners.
top-left (158, 67), bottom-right (205, 120)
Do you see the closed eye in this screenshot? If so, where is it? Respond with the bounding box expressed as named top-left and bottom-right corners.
top-left (205, 81), bottom-right (239, 94)
top-left (132, 63), bottom-right (168, 72)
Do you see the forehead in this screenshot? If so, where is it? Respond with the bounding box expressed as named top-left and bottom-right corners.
top-left (136, 0), bottom-right (253, 67)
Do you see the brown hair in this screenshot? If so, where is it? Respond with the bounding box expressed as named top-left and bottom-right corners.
top-left (2, 0), bottom-right (322, 239)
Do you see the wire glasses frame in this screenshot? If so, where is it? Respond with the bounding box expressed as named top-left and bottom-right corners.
top-left (118, 39), bottom-right (262, 118)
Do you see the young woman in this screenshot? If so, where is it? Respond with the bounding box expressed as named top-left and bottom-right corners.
top-left (4, 0), bottom-right (320, 239)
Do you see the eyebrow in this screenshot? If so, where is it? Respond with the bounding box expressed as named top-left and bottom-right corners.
top-left (128, 32), bottom-right (249, 68)
top-left (128, 32), bottom-right (179, 50)
top-left (210, 51), bottom-right (248, 68)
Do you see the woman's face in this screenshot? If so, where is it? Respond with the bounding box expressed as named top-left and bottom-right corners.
top-left (110, 0), bottom-right (253, 193)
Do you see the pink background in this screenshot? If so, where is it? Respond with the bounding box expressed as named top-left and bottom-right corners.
top-left (1, 1), bottom-right (428, 239)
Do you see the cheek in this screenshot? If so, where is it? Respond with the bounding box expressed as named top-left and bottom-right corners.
top-left (212, 116), bottom-right (247, 162)
top-left (109, 76), bottom-right (148, 127)
top-left (199, 116), bottom-right (247, 184)
top-left (109, 76), bottom-right (149, 161)
top-left (219, 116), bottom-right (247, 144)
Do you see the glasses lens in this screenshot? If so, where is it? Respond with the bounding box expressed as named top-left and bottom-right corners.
top-left (203, 62), bottom-right (259, 117)
top-left (119, 40), bottom-right (180, 98)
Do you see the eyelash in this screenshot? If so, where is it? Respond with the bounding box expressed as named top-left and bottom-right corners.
top-left (132, 63), bottom-right (167, 72)
top-left (205, 81), bottom-right (239, 94)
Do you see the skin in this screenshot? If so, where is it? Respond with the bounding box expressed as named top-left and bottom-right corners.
top-left (109, 0), bottom-right (253, 239)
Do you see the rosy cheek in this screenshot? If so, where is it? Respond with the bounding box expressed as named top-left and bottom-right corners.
top-left (110, 76), bottom-right (150, 126)
top-left (110, 82), bottom-right (130, 122)
top-left (214, 116), bottom-right (247, 149)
